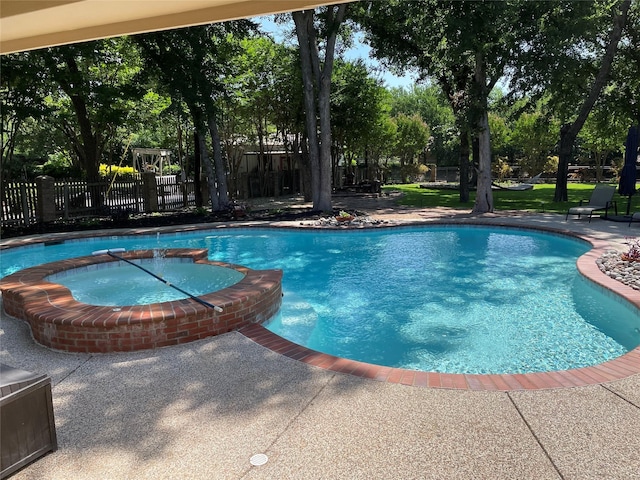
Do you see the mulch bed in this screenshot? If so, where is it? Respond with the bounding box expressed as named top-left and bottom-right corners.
top-left (0, 207), bottom-right (362, 240)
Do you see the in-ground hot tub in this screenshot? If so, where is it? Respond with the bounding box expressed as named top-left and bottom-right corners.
top-left (0, 249), bottom-right (282, 353)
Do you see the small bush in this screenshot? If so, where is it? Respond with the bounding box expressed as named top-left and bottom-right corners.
top-left (623, 237), bottom-right (640, 261)
top-left (42, 154), bottom-right (82, 179)
top-left (99, 164), bottom-right (137, 179)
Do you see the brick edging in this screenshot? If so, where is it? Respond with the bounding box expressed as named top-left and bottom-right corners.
top-left (0, 249), bottom-right (282, 353)
top-left (240, 323), bottom-right (640, 391)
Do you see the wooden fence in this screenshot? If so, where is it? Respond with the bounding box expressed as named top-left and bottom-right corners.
top-left (1, 181), bottom-right (38, 226)
top-left (1, 176), bottom-right (196, 228)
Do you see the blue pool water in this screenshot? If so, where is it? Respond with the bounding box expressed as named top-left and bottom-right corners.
top-left (2, 226), bottom-right (639, 374)
top-left (47, 260), bottom-right (244, 306)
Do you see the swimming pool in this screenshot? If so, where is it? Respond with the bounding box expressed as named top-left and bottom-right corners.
top-left (1, 226), bottom-right (639, 374)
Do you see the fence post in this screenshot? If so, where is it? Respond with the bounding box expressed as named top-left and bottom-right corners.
top-left (18, 182), bottom-right (30, 226)
top-left (36, 176), bottom-right (56, 223)
top-left (63, 184), bottom-right (70, 219)
top-left (142, 171), bottom-right (158, 213)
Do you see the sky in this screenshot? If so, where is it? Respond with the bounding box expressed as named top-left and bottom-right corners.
top-left (255, 15), bottom-right (418, 90)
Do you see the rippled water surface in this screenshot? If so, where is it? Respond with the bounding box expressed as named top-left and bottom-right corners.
top-left (2, 226), bottom-right (639, 373)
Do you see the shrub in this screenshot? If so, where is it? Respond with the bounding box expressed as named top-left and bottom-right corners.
top-left (623, 237), bottom-right (640, 261)
top-left (492, 157), bottom-right (513, 181)
top-left (99, 164), bottom-right (137, 179)
top-left (42, 153), bottom-right (82, 179)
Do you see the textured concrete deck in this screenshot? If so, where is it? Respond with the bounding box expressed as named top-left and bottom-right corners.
top-left (1, 194), bottom-right (639, 479)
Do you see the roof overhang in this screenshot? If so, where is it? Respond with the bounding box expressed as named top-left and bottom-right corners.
top-left (0, 0), bottom-right (353, 54)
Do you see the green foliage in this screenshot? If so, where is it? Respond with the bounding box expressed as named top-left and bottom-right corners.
top-left (578, 103), bottom-right (629, 181)
top-left (42, 153), bottom-right (82, 178)
top-left (488, 112), bottom-right (510, 159)
top-left (194, 206), bottom-right (209, 216)
top-left (492, 157), bottom-right (513, 182)
top-left (389, 85), bottom-right (457, 165)
top-left (544, 156), bottom-right (560, 175)
top-left (1, 52), bottom-right (52, 170)
top-left (510, 110), bottom-right (559, 176)
top-left (511, 0), bottom-right (633, 121)
top-left (163, 164), bottom-right (182, 175)
top-left (332, 59), bottom-right (388, 162)
top-left (4, 4), bottom-right (638, 197)
top-left (393, 114), bottom-right (430, 162)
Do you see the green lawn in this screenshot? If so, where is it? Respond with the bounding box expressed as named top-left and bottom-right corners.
top-left (382, 182), bottom-right (640, 215)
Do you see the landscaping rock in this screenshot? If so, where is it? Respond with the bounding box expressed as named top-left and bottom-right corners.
top-left (597, 249), bottom-right (640, 291)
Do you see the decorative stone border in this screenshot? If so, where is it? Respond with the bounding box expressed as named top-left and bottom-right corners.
top-left (0, 249), bottom-right (282, 353)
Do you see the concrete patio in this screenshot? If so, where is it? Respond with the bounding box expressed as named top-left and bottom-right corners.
top-left (1, 195), bottom-right (639, 479)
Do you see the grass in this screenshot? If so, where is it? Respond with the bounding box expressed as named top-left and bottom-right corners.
top-left (382, 182), bottom-right (640, 215)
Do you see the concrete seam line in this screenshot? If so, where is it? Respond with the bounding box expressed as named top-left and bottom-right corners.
top-left (600, 383), bottom-right (640, 410)
top-left (507, 392), bottom-right (566, 480)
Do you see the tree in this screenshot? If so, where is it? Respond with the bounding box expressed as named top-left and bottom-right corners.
top-left (32, 39), bottom-right (144, 208)
top-left (231, 36), bottom-right (292, 196)
top-left (389, 85), bottom-right (457, 167)
top-left (554, 0), bottom-right (631, 201)
top-left (507, 0), bottom-right (632, 201)
top-left (510, 111), bottom-right (559, 178)
top-left (331, 59), bottom-right (387, 183)
top-left (266, 44), bottom-right (309, 198)
top-left (358, 1), bottom-right (546, 212)
top-left (608, 0), bottom-right (640, 125)
top-left (579, 105), bottom-right (629, 181)
top-left (1, 52), bottom-right (51, 178)
top-left (392, 114), bottom-right (430, 183)
top-left (136, 22), bottom-right (255, 209)
top-left (293, 4), bottom-right (347, 211)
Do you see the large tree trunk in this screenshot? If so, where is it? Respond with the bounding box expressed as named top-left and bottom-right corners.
top-left (317, 50), bottom-right (335, 211)
top-left (555, 124), bottom-right (574, 201)
top-left (197, 130), bottom-right (219, 211)
top-left (59, 55), bottom-right (104, 209)
top-left (471, 135), bottom-right (479, 187)
top-left (208, 117), bottom-right (229, 208)
top-left (440, 70), bottom-right (474, 204)
top-left (471, 52), bottom-right (494, 214)
top-left (293, 5), bottom-right (346, 211)
top-left (473, 110), bottom-right (494, 213)
top-left (68, 93), bottom-right (103, 210)
top-left (193, 130), bottom-right (203, 207)
top-left (298, 135), bottom-right (312, 201)
top-left (294, 11), bottom-right (322, 207)
top-left (458, 129), bottom-right (470, 203)
top-left (554, 0), bottom-right (631, 202)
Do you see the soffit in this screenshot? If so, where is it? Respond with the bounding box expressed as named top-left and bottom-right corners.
top-left (1, 0), bottom-right (353, 54)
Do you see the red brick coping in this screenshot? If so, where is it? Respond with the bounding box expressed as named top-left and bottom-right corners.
top-left (0, 249), bottom-right (282, 353)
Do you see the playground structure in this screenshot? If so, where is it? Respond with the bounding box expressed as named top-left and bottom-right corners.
top-left (133, 148), bottom-right (173, 174)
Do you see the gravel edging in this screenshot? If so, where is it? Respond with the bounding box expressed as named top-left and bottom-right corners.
top-left (597, 250), bottom-right (640, 291)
